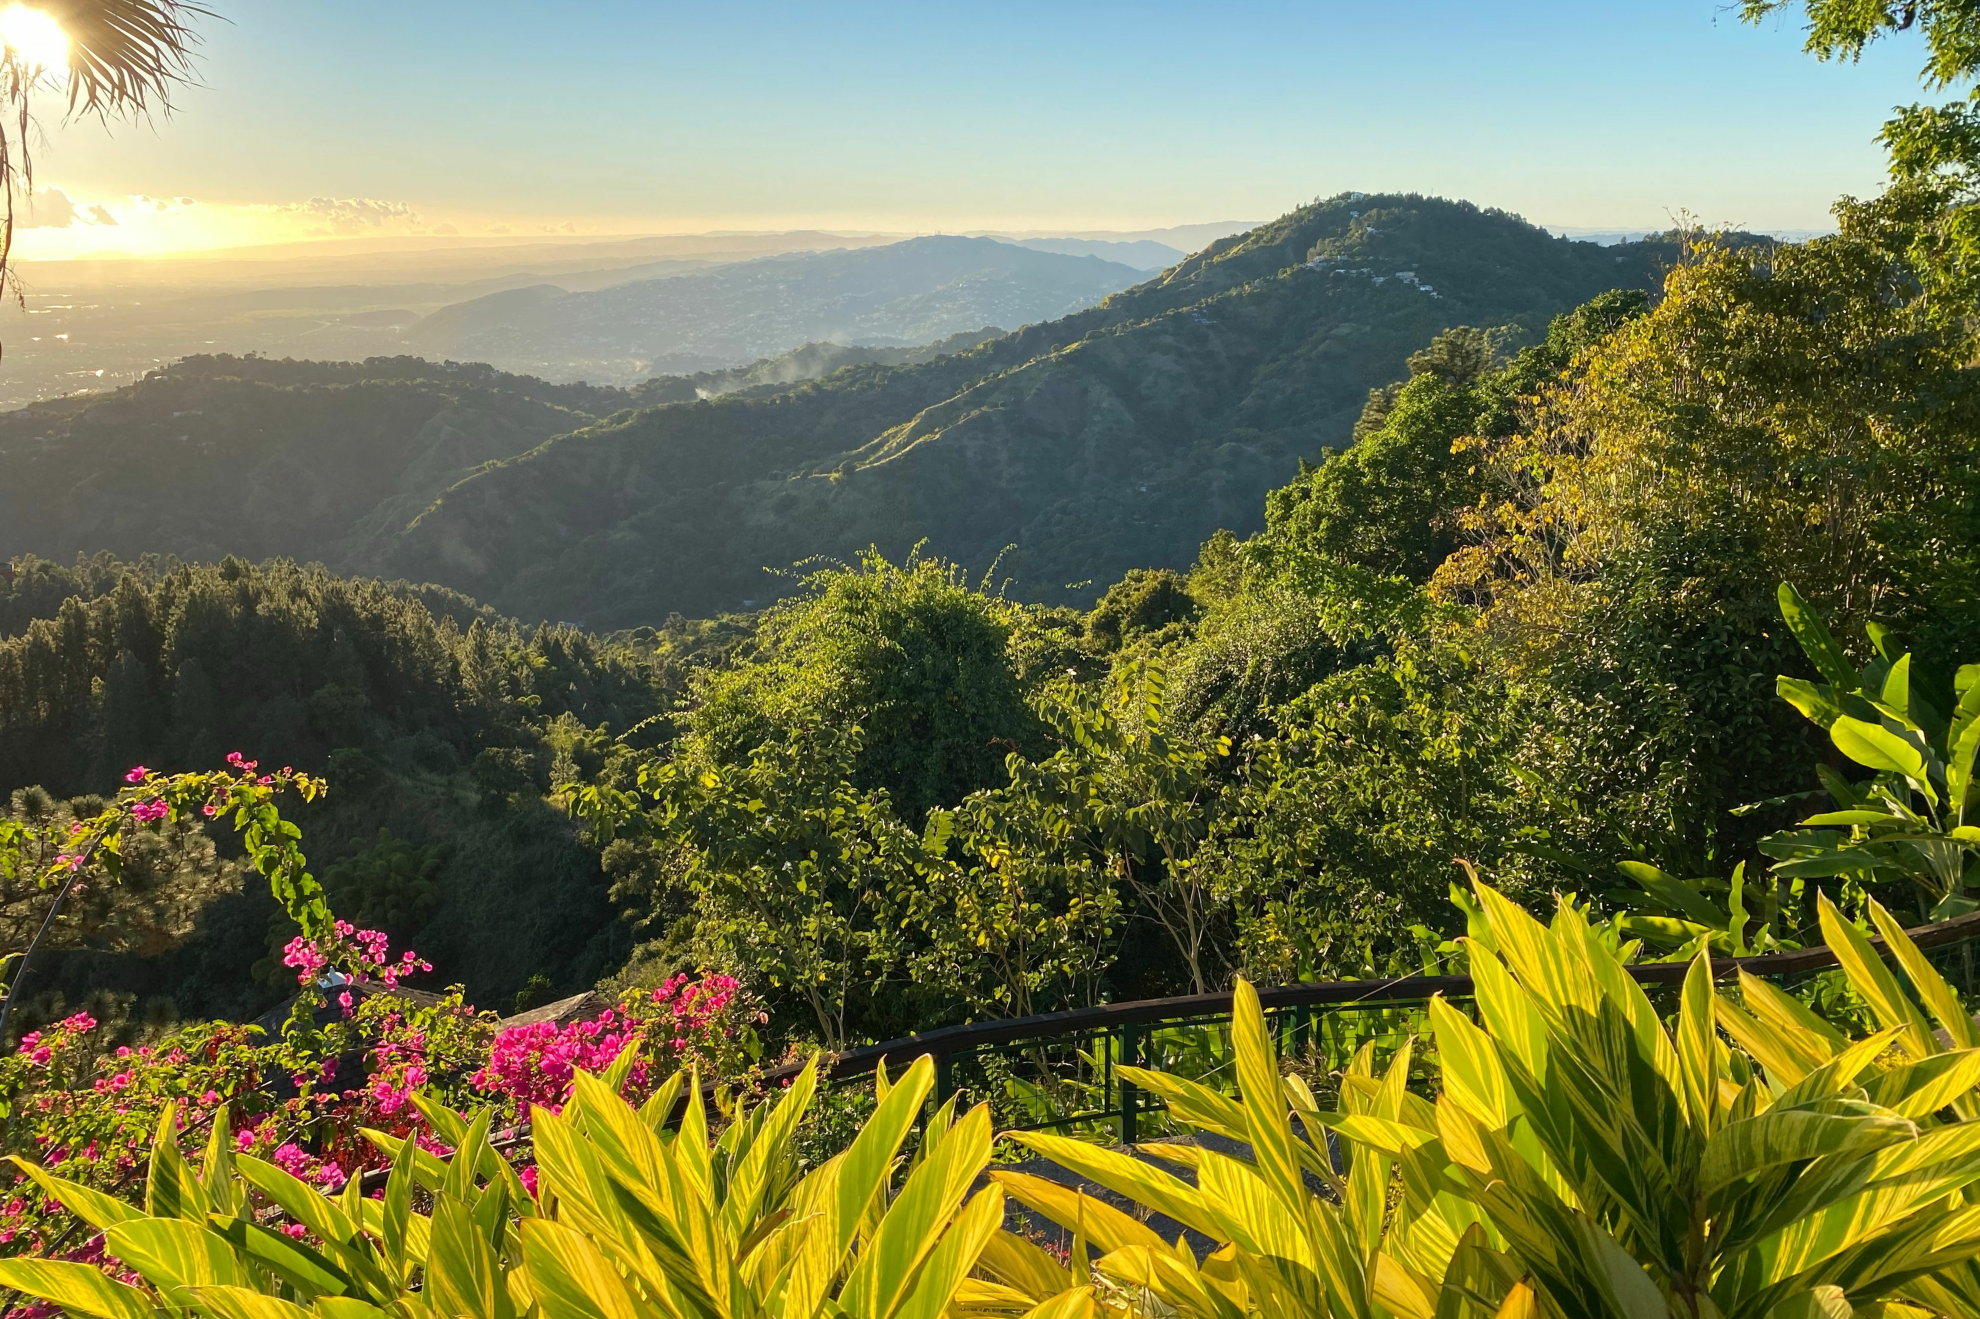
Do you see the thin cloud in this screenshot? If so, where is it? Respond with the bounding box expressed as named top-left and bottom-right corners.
top-left (21, 187), bottom-right (78, 228)
top-left (261, 196), bottom-right (420, 237)
top-left (22, 187), bottom-right (122, 228)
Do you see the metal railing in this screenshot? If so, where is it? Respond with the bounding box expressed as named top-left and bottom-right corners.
top-left (785, 906), bottom-right (1980, 1144)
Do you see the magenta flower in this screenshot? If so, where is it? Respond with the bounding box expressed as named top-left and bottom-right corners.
top-left (123, 766), bottom-right (147, 784)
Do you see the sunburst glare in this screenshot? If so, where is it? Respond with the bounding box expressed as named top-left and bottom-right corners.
top-left (0, 5), bottom-right (66, 75)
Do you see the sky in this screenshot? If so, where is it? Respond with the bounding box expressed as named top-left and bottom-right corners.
top-left (4, 0), bottom-right (1949, 258)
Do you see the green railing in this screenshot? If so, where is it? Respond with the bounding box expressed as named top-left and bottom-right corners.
top-left (792, 907), bottom-right (1980, 1144)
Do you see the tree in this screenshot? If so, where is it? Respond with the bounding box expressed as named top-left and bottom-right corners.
top-left (1453, 229), bottom-right (1980, 634)
top-left (683, 551), bottom-right (1043, 827)
top-left (619, 724), bottom-right (931, 1049)
top-left (954, 662), bottom-right (1230, 996)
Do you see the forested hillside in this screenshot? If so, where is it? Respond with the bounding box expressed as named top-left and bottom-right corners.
top-left (0, 195), bottom-right (1687, 629)
top-left (0, 336), bottom-right (1006, 574)
top-left (2, 184), bottom-right (1973, 1050)
top-left (557, 181), bottom-right (1980, 1041)
top-left (0, 555), bottom-right (724, 1021)
top-left (0, 357), bottom-right (635, 570)
top-left (388, 194), bottom-right (1689, 624)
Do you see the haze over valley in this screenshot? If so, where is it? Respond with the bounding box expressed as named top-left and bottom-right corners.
top-left (0, 225), bottom-right (1220, 408)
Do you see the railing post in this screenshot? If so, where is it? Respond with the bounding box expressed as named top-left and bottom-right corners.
top-left (1118, 1024), bottom-right (1140, 1147)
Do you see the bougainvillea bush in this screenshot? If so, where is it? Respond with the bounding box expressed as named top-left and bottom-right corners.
top-left (0, 945), bottom-right (764, 1258)
top-left (0, 910), bottom-right (764, 1262)
top-left (0, 755), bottom-right (768, 1266)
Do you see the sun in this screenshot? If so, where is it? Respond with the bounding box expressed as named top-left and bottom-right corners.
top-left (0, 5), bottom-right (66, 74)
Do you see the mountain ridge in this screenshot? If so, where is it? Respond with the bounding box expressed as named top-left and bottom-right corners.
top-left (404, 235), bottom-right (1146, 382)
top-left (0, 194), bottom-right (1706, 628)
top-left (372, 194), bottom-right (1698, 623)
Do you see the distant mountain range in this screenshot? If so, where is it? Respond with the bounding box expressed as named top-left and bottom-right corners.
top-left (402, 235), bottom-right (1147, 380)
top-left (0, 195), bottom-right (1703, 626)
top-left (1006, 237), bottom-right (1185, 269)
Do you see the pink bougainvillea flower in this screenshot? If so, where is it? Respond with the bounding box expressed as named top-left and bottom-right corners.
top-left (123, 766), bottom-right (147, 784)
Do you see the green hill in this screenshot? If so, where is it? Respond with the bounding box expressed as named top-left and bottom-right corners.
top-left (0, 195), bottom-right (1692, 628)
top-left (0, 356), bottom-right (632, 569)
top-left (377, 194), bottom-right (1689, 625)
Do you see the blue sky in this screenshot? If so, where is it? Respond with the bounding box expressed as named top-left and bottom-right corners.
top-left (22, 0), bottom-right (1947, 250)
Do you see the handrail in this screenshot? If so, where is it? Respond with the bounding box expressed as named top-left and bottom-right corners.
top-left (802, 905), bottom-right (1980, 1083)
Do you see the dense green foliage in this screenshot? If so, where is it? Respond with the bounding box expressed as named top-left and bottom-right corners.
top-left (0, 555), bottom-right (674, 1020)
top-left (3, 177), bottom-right (1977, 1063)
top-left (565, 186), bottom-right (1980, 1046)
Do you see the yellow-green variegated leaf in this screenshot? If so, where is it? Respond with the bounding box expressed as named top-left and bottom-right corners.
top-left (1678, 948), bottom-right (1719, 1136)
top-left (1817, 895), bottom-right (1938, 1060)
top-left (1229, 979), bottom-right (1313, 1233)
top-left (1099, 1244), bottom-right (1243, 1319)
top-left (312, 1300), bottom-right (400, 1319)
top-left (977, 1229), bottom-right (1075, 1302)
top-left (1864, 899), bottom-right (1980, 1051)
top-left (146, 1103), bottom-right (204, 1223)
top-left (1862, 1049), bottom-right (1980, 1119)
top-left (987, 1171), bottom-right (1168, 1255)
top-left (1017, 1287), bottom-right (1099, 1319)
top-left (521, 1216), bottom-right (662, 1319)
top-left (427, 1194), bottom-right (513, 1319)
top-left (717, 1057), bottom-right (817, 1244)
top-left (1699, 1103), bottom-right (1916, 1196)
top-left (205, 1213), bottom-right (354, 1300)
top-left (1573, 1216), bottom-right (1668, 1319)
top-left (7, 1157), bottom-right (146, 1231)
top-left (1323, 1113), bottom-right (1442, 1159)
top-left (1492, 1280), bottom-right (1539, 1319)
top-left (891, 1187), bottom-right (1005, 1319)
top-left (0, 1259), bottom-right (157, 1319)
top-left (104, 1217), bottom-right (241, 1297)
top-left (200, 1109), bottom-right (243, 1219)
top-left (1372, 1250), bottom-right (1438, 1319)
top-left (1742, 1125), bottom-right (1980, 1285)
top-left (775, 1055), bottom-right (936, 1319)
top-left (235, 1154), bottom-right (361, 1248)
top-left (841, 1104), bottom-right (993, 1319)
top-left (1765, 1285), bottom-right (1853, 1318)
top-left (1010, 1131), bottom-right (1221, 1240)
top-left (1429, 996), bottom-right (1512, 1130)
top-left (186, 1285), bottom-right (314, 1319)
top-left (1115, 1065), bottom-right (1249, 1143)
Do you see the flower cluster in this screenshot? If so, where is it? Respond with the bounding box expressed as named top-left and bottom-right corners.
top-left (0, 895), bottom-right (761, 1263)
top-left (473, 975), bottom-right (765, 1118)
top-left (473, 1010), bottom-right (640, 1116)
top-left (0, 1019), bottom-right (270, 1255)
top-left (281, 921), bottom-right (433, 991)
top-left (17, 1013), bottom-right (96, 1069)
